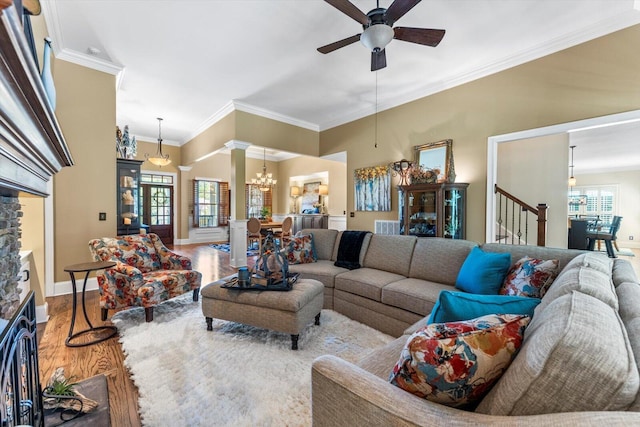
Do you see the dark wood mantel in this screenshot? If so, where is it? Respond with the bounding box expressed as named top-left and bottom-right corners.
top-left (0, 2), bottom-right (72, 197)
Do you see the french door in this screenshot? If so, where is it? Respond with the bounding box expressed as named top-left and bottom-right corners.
top-left (141, 184), bottom-right (174, 245)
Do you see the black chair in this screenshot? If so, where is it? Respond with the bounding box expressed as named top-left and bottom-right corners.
top-left (587, 216), bottom-right (622, 258)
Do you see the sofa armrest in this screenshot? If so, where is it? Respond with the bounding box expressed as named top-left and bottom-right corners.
top-left (311, 355), bottom-right (640, 427)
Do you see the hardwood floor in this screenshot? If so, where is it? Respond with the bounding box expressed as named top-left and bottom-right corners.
top-left (37, 243), bottom-right (252, 426)
top-left (36, 244), bottom-right (640, 425)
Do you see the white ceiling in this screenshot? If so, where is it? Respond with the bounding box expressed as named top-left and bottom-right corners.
top-left (41, 0), bottom-right (640, 167)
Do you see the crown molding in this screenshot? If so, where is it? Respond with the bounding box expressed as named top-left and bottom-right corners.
top-left (186, 100), bottom-right (236, 143)
top-left (41, 0), bottom-right (124, 77)
top-left (232, 100), bottom-right (320, 132)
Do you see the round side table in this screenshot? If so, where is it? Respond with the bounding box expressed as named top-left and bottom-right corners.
top-left (64, 260), bottom-right (118, 347)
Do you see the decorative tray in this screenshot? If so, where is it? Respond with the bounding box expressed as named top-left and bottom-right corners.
top-left (220, 272), bottom-right (299, 292)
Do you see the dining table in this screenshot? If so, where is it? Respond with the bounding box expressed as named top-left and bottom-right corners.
top-left (260, 221), bottom-right (282, 232)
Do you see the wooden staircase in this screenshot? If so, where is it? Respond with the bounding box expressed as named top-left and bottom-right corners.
top-left (494, 184), bottom-right (548, 246)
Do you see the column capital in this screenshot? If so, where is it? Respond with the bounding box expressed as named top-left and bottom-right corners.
top-left (225, 140), bottom-right (251, 151)
top-left (178, 165), bottom-right (192, 172)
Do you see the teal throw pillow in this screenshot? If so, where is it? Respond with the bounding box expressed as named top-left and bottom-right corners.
top-left (455, 247), bottom-right (511, 294)
top-left (427, 290), bottom-right (541, 324)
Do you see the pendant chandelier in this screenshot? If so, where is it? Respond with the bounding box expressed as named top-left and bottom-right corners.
top-left (568, 145), bottom-right (576, 187)
top-left (146, 117), bottom-right (171, 167)
top-left (252, 148), bottom-right (277, 192)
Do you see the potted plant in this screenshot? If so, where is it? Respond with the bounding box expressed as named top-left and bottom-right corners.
top-left (260, 206), bottom-right (270, 222)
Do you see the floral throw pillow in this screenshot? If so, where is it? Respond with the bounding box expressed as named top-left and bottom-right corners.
top-left (389, 313), bottom-right (530, 408)
top-left (500, 256), bottom-right (560, 298)
top-left (285, 234), bottom-right (317, 265)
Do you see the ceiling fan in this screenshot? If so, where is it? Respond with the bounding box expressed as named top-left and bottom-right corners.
top-left (317, 0), bottom-right (445, 71)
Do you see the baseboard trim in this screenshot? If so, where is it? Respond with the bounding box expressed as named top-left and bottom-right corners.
top-left (53, 277), bottom-right (99, 296)
top-left (36, 302), bottom-right (49, 324)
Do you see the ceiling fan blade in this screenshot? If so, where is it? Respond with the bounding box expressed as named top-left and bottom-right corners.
top-left (324, 0), bottom-right (369, 25)
top-left (317, 34), bottom-right (361, 54)
top-left (394, 27), bottom-right (445, 47)
top-left (385, 0), bottom-right (421, 24)
top-left (371, 49), bottom-right (387, 71)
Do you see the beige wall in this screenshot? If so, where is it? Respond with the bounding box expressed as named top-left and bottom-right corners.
top-left (53, 59), bottom-right (116, 282)
top-left (235, 112), bottom-right (319, 156)
top-left (320, 24), bottom-right (640, 242)
top-left (497, 134), bottom-right (569, 248)
top-left (18, 194), bottom-right (45, 305)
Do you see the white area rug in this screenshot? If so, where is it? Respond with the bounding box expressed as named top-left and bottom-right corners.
top-left (111, 293), bottom-right (394, 426)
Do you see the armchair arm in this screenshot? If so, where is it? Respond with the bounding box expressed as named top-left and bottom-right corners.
top-left (311, 355), bottom-right (640, 427)
top-left (155, 244), bottom-right (192, 270)
top-left (101, 262), bottom-right (144, 289)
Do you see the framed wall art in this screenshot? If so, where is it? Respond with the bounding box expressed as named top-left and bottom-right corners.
top-left (354, 165), bottom-right (391, 211)
top-left (301, 181), bottom-right (320, 213)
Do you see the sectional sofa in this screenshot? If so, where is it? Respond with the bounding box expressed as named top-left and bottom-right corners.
top-left (287, 229), bottom-right (640, 425)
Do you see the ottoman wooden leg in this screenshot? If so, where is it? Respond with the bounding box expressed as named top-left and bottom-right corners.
top-left (206, 317), bottom-right (213, 331)
top-left (315, 312), bottom-right (321, 325)
top-left (291, 334), bottom-right (299, 350)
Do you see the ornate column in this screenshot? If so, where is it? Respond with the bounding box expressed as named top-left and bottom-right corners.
top-left (177, 165), bottom-right (192, 244)
top-left (225, 140), bottom-right (251, 267)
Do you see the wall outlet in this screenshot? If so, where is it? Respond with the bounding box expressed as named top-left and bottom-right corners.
top-left (350, 212), bottom-right (355, 218)
top-left (630, 235), bottom-right (634, 241)
top-left (99, 212), bottom-right (106, 221)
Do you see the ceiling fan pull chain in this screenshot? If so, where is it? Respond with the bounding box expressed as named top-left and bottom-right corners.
top-left (375, 71), bottom-right (378, 148)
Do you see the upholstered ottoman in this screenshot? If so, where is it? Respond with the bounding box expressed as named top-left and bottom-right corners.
top-left (201, 278), bottom-right (324, 350)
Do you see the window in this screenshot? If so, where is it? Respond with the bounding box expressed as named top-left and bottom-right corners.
top-left (246, 184), bottom-right (272, 218)
top-left (193, 179), bottom-right (229, 228)
top-left (569, 185), bottom-right (617, 223)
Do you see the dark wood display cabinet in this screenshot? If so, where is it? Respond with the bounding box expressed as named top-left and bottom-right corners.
top-left (399, 183), bottom-right (468, 239)
top-left (117, 159), bottom-right (143, 235)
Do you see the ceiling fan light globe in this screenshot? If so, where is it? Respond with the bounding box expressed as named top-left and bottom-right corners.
top-left (360, 24), bottom-right (394, 51)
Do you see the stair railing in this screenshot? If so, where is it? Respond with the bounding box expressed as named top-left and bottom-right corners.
top-left (494, 184), bottom-right (548, 246)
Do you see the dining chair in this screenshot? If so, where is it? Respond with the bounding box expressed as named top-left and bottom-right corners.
top-left (274, 216), bottom-right (293, 247)
top-left (247, 217), bottom-right (263, 253)
top-left (587, 216), bottom-right (622, 258)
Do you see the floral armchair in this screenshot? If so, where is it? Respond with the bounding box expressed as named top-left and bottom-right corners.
top-left (88, 233), bottom-right (201, 322)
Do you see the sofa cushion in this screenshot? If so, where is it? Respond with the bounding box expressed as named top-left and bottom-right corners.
top-left (537, 255), bottom-right (618, 312)
top-left (615, 281), bottom-right (640, 411)
top-left (428, 291), bottom-right (541, 324)
top-left (288, 260), bottom-right (347, 288)
top-left (389, 313), bottom-right (530, 408)
top-left (476, 291), bottom-right (639, 415)
top-left (335, 268), bottom-right (406, 302)
top-left (480, 243), bottom-right (583, 273)
top-left (363, 235), bottom-right (417, 277)
top-left (286, 234), bottom-right (317, 264)
top-left (409, 238), bottom-right (477, 286)
top-left (300, 229), bottom-right (338, 261)
top-left (382, 279), bottom-right (456, 317)
top-left (499, 256), bottom-right (559, 298)
top-left (455, 247), bottom-right (511, 294)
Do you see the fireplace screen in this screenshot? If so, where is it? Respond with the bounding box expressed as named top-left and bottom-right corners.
top-left (1, 292), bottom-right (43, 426)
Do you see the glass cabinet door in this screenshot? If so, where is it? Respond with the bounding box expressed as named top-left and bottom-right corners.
top-left (443, 185), bottom-right (466, 239)
top-left (406, 187), bottom-right (439, 237)
top-left (117, 159), bottom-right (143, 235)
